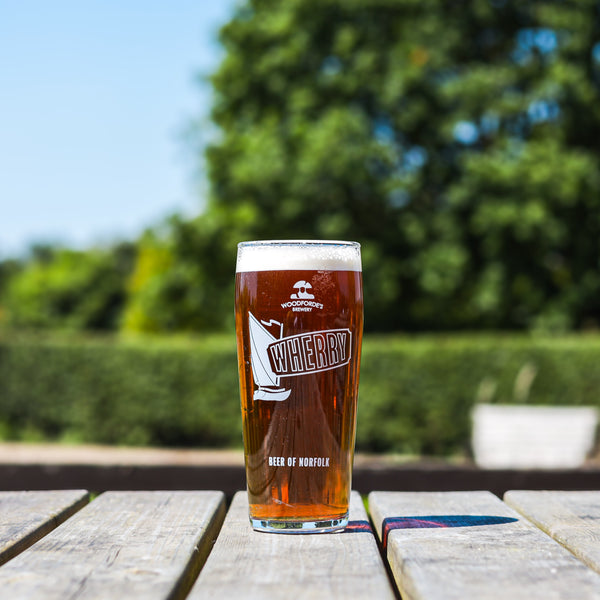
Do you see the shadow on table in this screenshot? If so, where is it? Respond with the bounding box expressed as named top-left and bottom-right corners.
top-left (381, 515), bottom-right (518, 550)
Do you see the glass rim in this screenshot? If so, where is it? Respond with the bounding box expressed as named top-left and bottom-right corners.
top-left (238, 239), bottom-right (360, 248)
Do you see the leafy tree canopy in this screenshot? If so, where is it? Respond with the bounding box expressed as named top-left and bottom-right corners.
top-left (190, 0), bottom-right (600, 332)
top-left (7, 0), bottom-right (599, 334)
top-left (1, 244), bottom-right (134, 331)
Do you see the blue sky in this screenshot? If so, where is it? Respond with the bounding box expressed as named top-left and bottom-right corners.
top-left (0, 1), bottom-right (239, 258)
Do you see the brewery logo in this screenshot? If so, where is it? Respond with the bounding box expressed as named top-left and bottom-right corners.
top-left (291, 280), bottom-right (314, 299)
top-left (280, 280), bottom-right (323, 312)
top-left (248, 311), bottom-right (352, 401)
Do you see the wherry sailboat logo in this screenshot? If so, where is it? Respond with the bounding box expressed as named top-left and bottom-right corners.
top-left (248, 311), bottom-right (352, 401)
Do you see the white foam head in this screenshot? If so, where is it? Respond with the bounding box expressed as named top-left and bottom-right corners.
top-left (236, 240), bottom-right (361, 272)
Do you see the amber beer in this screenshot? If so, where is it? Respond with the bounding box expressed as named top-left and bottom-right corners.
top-left (235, 240), bottom-right (363, 533)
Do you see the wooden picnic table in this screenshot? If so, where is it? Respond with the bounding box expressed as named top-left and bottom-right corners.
top-left (0, 489), bottom-right (599, 599)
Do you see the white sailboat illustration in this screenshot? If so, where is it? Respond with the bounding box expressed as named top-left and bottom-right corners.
top-left (248, 312), bottom-right (291, 401)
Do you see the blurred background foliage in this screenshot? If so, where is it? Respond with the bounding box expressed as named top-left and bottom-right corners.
top-left (1, 0), bottom-right (600, 453)
top-left (2, 334), bottom-right (600, 453)
top-left (1, 0), bottom-right (600, 335)
top-left (2, 244), bottom-right (134, 331)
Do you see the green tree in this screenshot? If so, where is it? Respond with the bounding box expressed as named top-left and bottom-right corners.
top-left (195, 0), bottom-right (600, 332)
top-left (0, 258), bottom-right (22, 327)
top-left (122, 231), bottom-right (175, 333)
top-left (3, 244), bottom-right (134, 331)
top-left (122, 206), bottom-right (256, 333)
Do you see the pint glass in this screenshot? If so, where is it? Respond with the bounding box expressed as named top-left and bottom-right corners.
top-left (235, 240), bottom-right (363, 533)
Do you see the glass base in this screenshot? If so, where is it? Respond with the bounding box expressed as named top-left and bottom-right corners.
top-left (250, 513), bottom-right (349, 534)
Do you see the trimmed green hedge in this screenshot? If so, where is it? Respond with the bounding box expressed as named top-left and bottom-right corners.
top-left (359, 335), bottom-right (600, 455)
top-left (1, 333), bottom-right (599, 455)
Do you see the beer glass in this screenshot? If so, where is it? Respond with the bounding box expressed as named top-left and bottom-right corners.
top-left (235, 240), bottom-right (363, 533)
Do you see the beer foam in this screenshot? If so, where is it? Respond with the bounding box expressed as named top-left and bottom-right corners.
top-left (236, 240), bottom-right (362, 272)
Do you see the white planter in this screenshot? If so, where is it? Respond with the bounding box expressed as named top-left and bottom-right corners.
top-left (472, 404), bottom-right (599, 469)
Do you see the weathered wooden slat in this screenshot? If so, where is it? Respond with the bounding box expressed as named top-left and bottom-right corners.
top-left (189, 491), bottom-right (395, 599)
top-left (0, 490), bottom-right (225, 600)
top-left (504, 491), bottom-right (600, 574)
top-left (369, 491), bottom-right (600, 600)
top-left (0, 490), bottom-right (89, 566)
